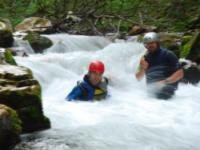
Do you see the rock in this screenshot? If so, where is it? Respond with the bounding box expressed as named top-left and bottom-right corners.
top-left (0, 64), bottom-right (50, 133)
top-left (65, 11), bottom-right (82, 23)
top-left (0, 48), bottom-right (17, 65)
top-left (128, 25), bottom-right (157, 36)
top-left (180, 32), bottom-right (200, 64)
top-left (0, 104), bottom-right (22, 150)
top-left (15, 17), bottom-right (52, 33)
top-left (23, 32), bottom-right (53, 53)
top-left (159, 33), bottom-right (183, 57)
top-left (179, 59), bottom-right (200, 84)
top-left (0, 18), bottom-right (14, 48)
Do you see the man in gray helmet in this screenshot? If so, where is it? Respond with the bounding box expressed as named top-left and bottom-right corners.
top-left (135, 32), bottom-right (184, 99)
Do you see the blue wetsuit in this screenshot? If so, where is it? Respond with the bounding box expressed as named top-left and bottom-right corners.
top-left (66, 75), bottom-right (108, 101)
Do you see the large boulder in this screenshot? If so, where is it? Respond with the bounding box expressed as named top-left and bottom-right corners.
top-left (0, 104), bottom-right (22, 150)
top-left (23, 32), bottom-right (53, 53)
top-left (0, 18), bottom-right (14, 48)
top-left (0, 65), bottom-right (50, 132)
top-left (180, 32), bottom-right (200, 64)
top-left (15, 17), bottom-right (52, 33)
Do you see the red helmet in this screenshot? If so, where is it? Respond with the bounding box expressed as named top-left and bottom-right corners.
top-left (89, 60), bottom-right (105, 74)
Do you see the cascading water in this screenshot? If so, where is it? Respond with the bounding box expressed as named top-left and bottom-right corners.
top-left (14, 34), bottom-right (200, 150)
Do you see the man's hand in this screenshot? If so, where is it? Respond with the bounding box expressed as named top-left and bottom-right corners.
top-left (135, 57), bottom-right (149, 81)
top-left (155, 80), bottom-right (167, 89)
top-left (139, 57), bottom-right (149, 71)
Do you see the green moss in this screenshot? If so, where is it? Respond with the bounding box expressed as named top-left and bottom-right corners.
top-left (182, 35), bottom-right (192, 45)
top-left (0, 105), bottom-right (22, 134)
top-left (180, 33), bottom-right (199, 58)
top-left (9, 109), bottom-right (22, 134)
top-left (19, 106), bottom-right (50, 131)
top-left (137, 35), bottom-right (144, 43)
top-left (28, 84), bottom-right (42, 100)
top-left (24, 106), bottom-right (40, 119)
top-left (4, 49), bottom-right (17, 65)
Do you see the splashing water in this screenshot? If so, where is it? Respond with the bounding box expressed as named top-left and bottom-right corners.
top-left (14, 34), bottom-right (200, 150)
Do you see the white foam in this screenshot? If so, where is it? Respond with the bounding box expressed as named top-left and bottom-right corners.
top-left (15, 34), bottom-right (200, 150)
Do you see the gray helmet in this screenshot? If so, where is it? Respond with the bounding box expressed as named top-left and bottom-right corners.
top-left (143, 32), bottom-right (160, 44)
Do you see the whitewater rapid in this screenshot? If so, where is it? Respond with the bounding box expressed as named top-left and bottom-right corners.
top-left (14, 34), bottom-right (200, 150)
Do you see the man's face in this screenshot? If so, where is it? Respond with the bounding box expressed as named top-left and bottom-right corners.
top-left (89, 72), bottom-right (103, 86)
top-left (145, 42), bottom-right (159, 53)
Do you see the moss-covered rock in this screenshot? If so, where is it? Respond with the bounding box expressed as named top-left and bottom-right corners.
top-left (180, 32), bottom-right (200, 64)
top-left (0, 48), bottom-right (17, 65)
top-left (0, 64), bottom-right (50, 133)
top-left (0, 104), bottom-right (22, 150)
top-left (179, 59), bottom-right (200, 84)
top-left (182, 66), bottom-right (200, 84)
top-left (0, 18), bottom-right (14, 48)
top-left (23, 31), bottom-right (53, 53)
top-left (15, 17), bottom-right (52, 33)
top-left (4, 49), bottom-right (17, 65)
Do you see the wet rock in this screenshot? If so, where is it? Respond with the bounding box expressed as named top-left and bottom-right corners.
top-left (0, 64), bottom-right (50, 133)
top-left (180, 32), bottom-right (200, 64)
top-left (15, 17), bottom-right (52, 33)
top-left (179, 59), bottom-right (200, 84)
top-left (128, 25), bottom-right (157, 36)
top-left (23, 32), bottom-right (53, 53)
top-left (0, 18), bottom-right (14, 48)
top-left (65, 11), bottom-right (82, 23)
top-left (0, 104), bottom-right (22, 150)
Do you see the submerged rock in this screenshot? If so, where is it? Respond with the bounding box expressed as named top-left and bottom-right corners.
top-left (0, 64), bottom-right (50, 132)
top-left (23, 32), bottom-right (53, 53)
top-left (0, 104), bottom-right (22, 150)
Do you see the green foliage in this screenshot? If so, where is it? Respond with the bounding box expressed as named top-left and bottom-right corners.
top-left (180, 33), bottom-right (199, 58)
top-left (0, 0), bottom-right (200, 32)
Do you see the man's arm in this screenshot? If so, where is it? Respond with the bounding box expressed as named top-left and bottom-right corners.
top-left (135, 57), bottom-right (149, 81)
top-left (159, 51), bottom-right (184, 84)
top-left (163, 69), bottom-right (184, 84)
top-left (66, 86), bottom-right (82, 101)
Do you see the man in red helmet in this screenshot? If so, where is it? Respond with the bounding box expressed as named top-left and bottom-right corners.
top-left (66, 60), bottom-right (109, 101)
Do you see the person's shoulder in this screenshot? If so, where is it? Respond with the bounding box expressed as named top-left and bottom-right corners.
top-left (161, 48), bottom-right (176, 56)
